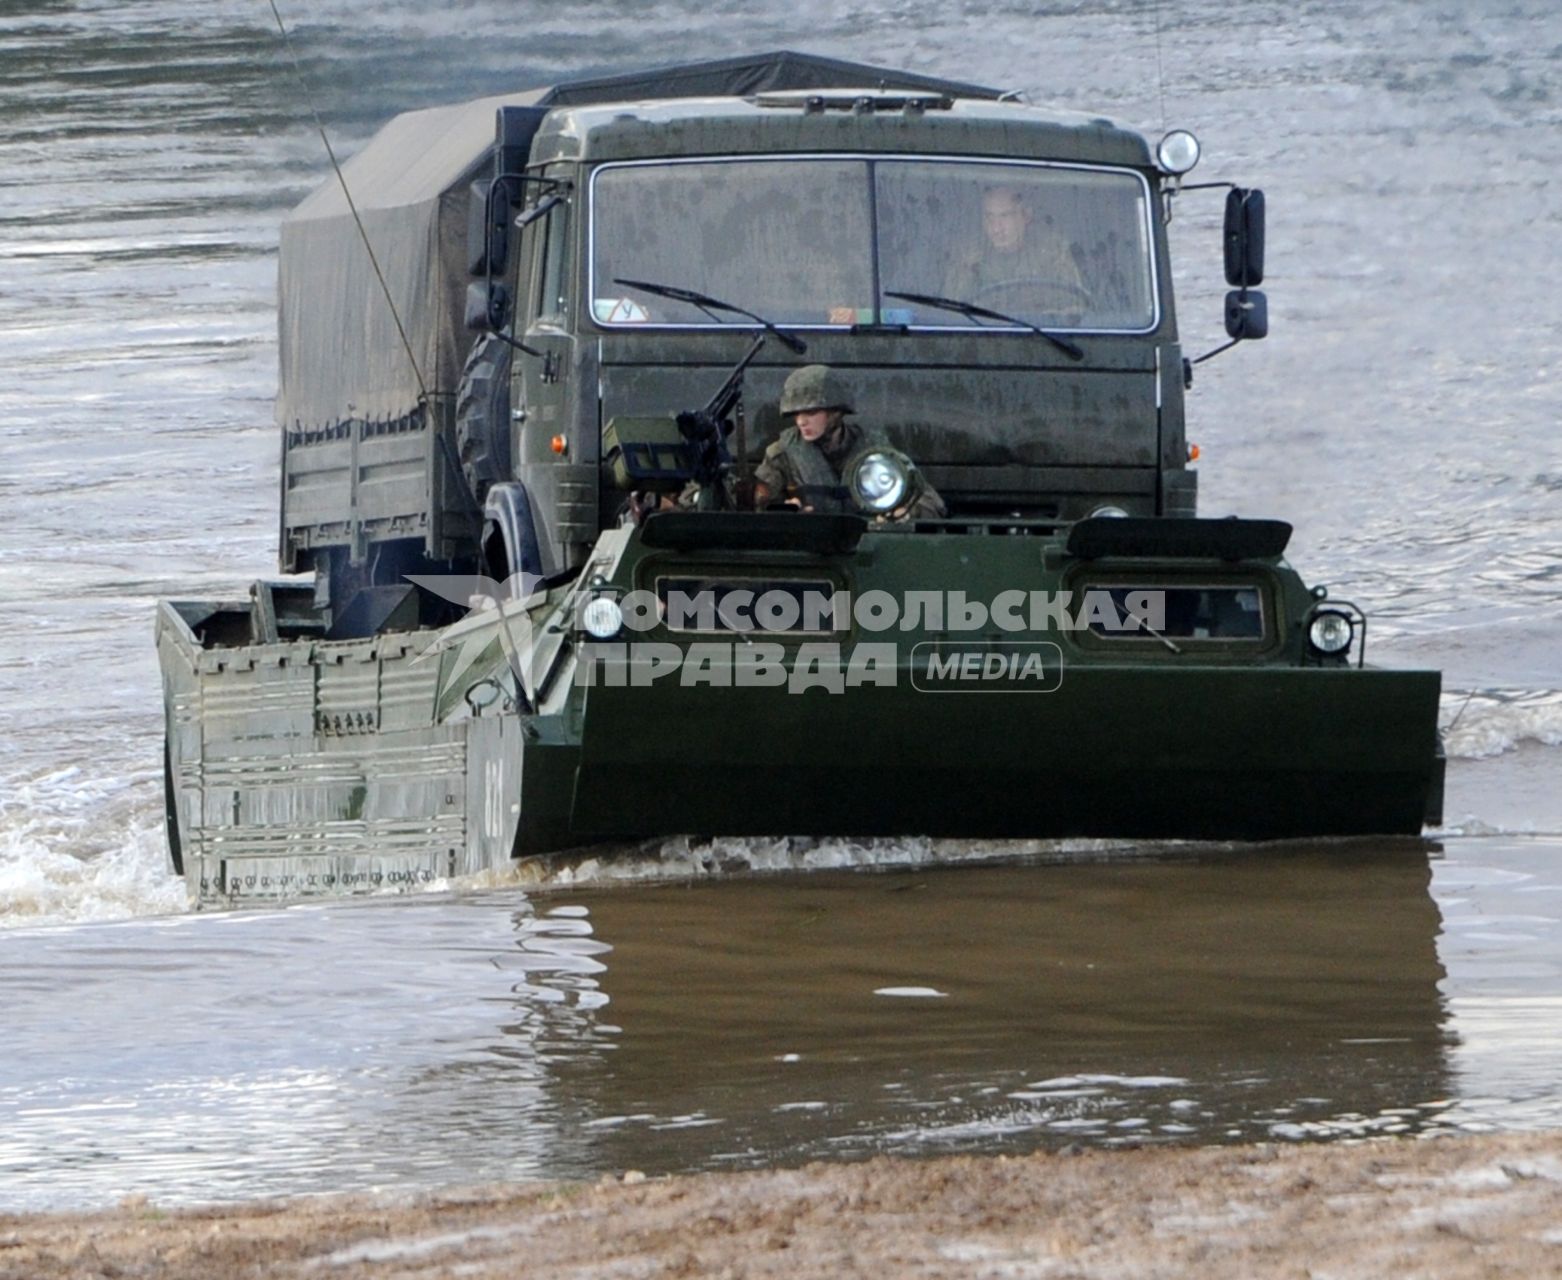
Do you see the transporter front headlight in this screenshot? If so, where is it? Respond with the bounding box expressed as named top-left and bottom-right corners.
top-left (580, 594), bottom-right (624, 640)
top-left (1307, 609), bottom-right (1354, 655)
top-left (850, 450), bottom-right (911, 514)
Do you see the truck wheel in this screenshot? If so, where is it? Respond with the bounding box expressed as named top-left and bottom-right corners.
top-left (455, 333), bottom-right (513, 505)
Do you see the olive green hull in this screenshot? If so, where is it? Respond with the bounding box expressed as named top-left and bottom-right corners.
top-left (565, 667), bottom-right (1443, 845)
top-left (159, 521), bottom-right (1444, 906)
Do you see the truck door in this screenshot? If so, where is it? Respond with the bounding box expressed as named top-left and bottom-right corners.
top-left (513, 167), bottom-right (598, 572)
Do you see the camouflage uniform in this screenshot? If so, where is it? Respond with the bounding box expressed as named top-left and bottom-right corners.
top-left (754, 419), bottom-right (883, 513)
top-left (756, 365), bottom-right (945, 519)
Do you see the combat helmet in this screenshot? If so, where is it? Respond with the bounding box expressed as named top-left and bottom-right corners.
top-left (780, 364), bottom-right (853, 416)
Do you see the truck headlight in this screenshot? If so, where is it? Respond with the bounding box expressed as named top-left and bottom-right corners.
top-left (1307, 609), bottom-right (1353, 655)
top-left (851, 451), bottom-right (910, 514)
top-left (581, 595), bottom-right (624, 640)
top-left (1157, 129), bottom-right (1201, 175)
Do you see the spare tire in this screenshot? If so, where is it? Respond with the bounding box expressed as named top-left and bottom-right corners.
top-left (454, 333), bottom-right (513, 505)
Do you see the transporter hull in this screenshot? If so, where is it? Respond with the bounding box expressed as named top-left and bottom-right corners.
top-left (160, 518), bottom-right (1444, 906)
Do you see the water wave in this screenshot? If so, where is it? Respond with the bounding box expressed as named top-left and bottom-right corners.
top-left (0, 767), bottom-right (187, 929)
top-left (1442, 689), bottom-right (1562, 761)
top-left (465, 832), bottom-right (1230, 893)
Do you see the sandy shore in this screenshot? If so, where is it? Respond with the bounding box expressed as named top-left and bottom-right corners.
top-left (5, 1133), bottom-right (1562, 1278)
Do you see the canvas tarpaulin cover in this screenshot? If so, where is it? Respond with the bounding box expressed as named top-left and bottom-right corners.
top-left (276, 51), bottom-right (999, 430)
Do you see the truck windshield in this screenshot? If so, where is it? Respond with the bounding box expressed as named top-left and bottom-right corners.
top-left (591, 157), bottom-right (1156, 333)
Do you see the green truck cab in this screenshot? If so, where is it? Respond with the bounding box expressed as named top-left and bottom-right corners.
top-left (275, 53), bottom-right (1248, 604)
top-left (158, 54), bottom-right (1441, 905)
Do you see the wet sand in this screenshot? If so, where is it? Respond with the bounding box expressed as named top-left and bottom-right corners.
top-left (7, 1133), bottom-right (1562, 1278)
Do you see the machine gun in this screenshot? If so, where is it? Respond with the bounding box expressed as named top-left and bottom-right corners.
top-left (675, 332), bottom-right (767, 506)
top-left (606, 279), bottom-right (806, 511)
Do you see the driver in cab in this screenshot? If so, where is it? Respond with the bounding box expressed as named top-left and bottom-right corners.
top-left (752, 365), bottom-right (945, 521)
top-left (942, 186), bottom-right (1087, 316)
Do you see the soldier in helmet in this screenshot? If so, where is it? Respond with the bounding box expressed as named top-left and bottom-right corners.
top-left (753, 365), bottom-right (945, 519)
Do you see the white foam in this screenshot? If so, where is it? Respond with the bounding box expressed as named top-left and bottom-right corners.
top-left (1442, 688), bottom-right (1562, 760)
top-left (461, 831), bottom-right (1175, 894)
top-left (0, 766), bottom-right (187, 930)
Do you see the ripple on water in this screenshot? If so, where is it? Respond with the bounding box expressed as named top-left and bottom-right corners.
top-left (0, 845), bottom-right (1504, 1208)
top-left (1441, 689), bottom-right (1562, 760)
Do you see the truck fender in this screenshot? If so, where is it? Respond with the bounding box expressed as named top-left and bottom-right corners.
top-left (482, 481), bottom-right (545, 584)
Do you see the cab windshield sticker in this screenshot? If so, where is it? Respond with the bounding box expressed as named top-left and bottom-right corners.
top-left (593, 297), bottom-right (650, 323)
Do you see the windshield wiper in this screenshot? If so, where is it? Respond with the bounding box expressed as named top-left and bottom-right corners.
top-left (885, 289), bottom-right (1084, 361)
top-left (613, 278), bottom-right (807, 355)
top-left (1122, 605), bottom-right (1182, 655)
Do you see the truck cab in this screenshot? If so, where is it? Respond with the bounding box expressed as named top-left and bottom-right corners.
top-left (495, 90), bottom-right (1197, 579)
top-left (276, 54), bottom-right (1246, 626)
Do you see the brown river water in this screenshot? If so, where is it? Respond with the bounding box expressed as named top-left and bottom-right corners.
top-left (2, 0), bottom-right (1561, 1210)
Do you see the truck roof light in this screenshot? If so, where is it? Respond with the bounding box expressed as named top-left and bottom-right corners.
top-left (1157, 129), bottom-right (1201, 175)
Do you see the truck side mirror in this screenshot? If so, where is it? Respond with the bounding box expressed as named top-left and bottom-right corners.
top-left (1223, 187), bottom-right (1265, 287)
top-left (467, 179), bottom-right (511, 277)
top-left (465, 281), bottom-right (510, 333)
top-left (471, 105), bottom-right (548, 278)
top-left (1224, 289), bottom-right (1268, 341)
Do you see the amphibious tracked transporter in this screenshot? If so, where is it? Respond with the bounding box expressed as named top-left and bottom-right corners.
top-left (157, 52), bottom-right (1444, 904)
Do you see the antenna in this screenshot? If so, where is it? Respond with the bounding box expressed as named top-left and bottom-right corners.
top-left (1151, 0), bottom-right (1168, 133)
top-left (265, 0), bottom-right (429, 405)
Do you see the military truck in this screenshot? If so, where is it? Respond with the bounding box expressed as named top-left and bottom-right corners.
top-left (157, 52), bottom-right (1444, 904)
